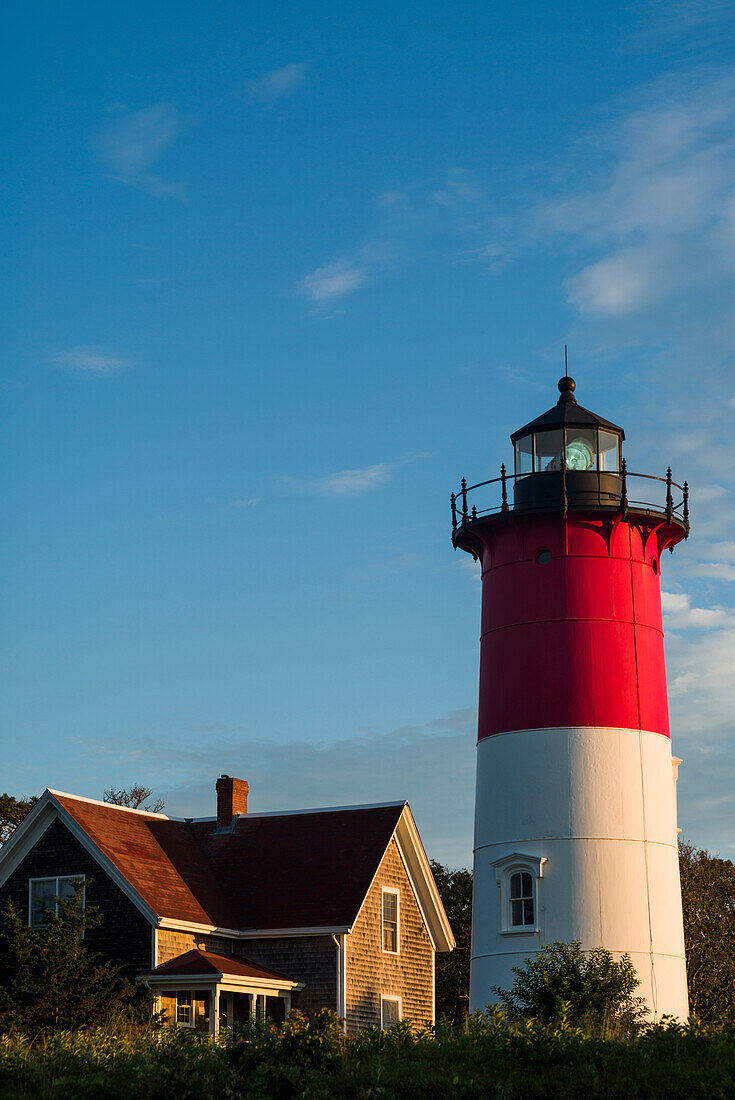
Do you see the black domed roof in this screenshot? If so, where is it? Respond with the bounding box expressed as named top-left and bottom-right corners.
top-left (510, 377), bottom-right (625, 443)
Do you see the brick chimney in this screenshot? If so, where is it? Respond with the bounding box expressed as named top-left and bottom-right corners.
top-left (216, 775), bottom-right (248, 827)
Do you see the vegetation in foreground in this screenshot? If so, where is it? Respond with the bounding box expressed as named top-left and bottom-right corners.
top-left (4, 1009), bottom-right (735, 1100)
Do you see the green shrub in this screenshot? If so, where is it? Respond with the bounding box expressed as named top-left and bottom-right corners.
top-left (4, 1013), bottom-right (735, 1098)
top-left (492, 940), bottom-right (646, 1036)
top-left (0, 886), bottom-right (150, 1034)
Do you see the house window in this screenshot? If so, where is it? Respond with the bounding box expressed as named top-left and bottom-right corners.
top-left (29, 876), bottom-right (85, 929)
top-left (380, 996), bottom-right (401, 1029)
top-left (176, 992), bottom-right (193, 1027)
top-left (382, 889), bottom-right (399, 953)
top-left (509, 871), bottom-right (534, 927)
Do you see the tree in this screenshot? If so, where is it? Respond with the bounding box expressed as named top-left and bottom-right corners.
top-left (0, 881), bottom-right (148, 1031)
top-left (0, 793), bottom-right (38, 845)
top-left (493, 940), bottom-right (645, 1036)
top-left (679, 839), bottom-right (735, 1024)
top-left (430, 860), bottom-right (472, 1026)
top-left (103, 785), bottom-right (165, 813)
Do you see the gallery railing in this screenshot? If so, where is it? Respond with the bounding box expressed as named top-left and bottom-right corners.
top-left (451, 461), bottom-right (689, 541)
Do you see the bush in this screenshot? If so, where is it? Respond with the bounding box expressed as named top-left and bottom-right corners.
top-left (5, 1012), bottom-right (735, 1098)
top-left (0, 884), bottom-right (150, 1033)
top-left (492, 940), bottom-right (646, 1036)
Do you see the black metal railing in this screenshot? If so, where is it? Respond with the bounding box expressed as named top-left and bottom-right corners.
top-left (451, 462), bottom-right (689, 538)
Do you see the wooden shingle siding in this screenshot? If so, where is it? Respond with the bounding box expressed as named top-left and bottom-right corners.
top-left (157, 929), bottom-right (338, 1016)
top-left (234, 936), bottom-right (338, 1016)
top-left (345, 837), bottom-right (434, 1032)
top-left (0, 817), bottom-right (152, 977)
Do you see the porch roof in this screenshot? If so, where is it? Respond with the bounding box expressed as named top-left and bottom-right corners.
top-left (141, 948), bottom-right (300, 988)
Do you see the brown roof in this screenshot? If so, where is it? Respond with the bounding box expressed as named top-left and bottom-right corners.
top-left (142, 948), bottom-right (295, 983)
top-left (53, 793), bottom-right (404, 932)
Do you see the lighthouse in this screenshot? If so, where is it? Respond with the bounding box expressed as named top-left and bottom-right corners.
top-left (451, 374), bottom-right (690, 1021)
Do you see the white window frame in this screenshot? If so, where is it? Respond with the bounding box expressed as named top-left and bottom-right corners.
top-left (176, 990), bottom-right (195, 1028)
top-left (380, 994), bottom-right (402, 1030)
top-left (381, 886), bottom-right (400, 955)
top-left (28, 875), bottom-right (86, 929)
top-left (490, 853), bottom-right (546, 935)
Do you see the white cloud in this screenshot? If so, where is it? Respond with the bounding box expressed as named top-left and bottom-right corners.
top-left (245, 63), bottom-right (309, 101)
top-left (432, 167), bottom-right (482, 206)
top-left (283, 462), bottom-right (393, 497)
top-left (281, 453), bottom-right (430, 497)
top-left (662, 590), bottom-right (734, 630)
top-left (296, 257), bottom-right (370, 307)
top-left (49, 347), bottom-right (130, 374)
top-left (530, 76), bottom-right (735, 317)
top-left (95, 104), bottom-right (185, 197)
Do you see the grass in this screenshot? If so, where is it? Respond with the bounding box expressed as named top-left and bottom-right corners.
top-left (2, 1010), bottom-right (735, 1099)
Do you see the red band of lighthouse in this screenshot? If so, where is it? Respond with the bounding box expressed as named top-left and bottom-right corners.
top-left (475, 513), bottom-right (680, 740)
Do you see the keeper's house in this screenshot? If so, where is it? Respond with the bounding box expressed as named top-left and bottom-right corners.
top-left (0, 776), bottom-right (454, 1035)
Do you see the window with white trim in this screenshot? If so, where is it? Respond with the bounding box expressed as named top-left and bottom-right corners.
top-left (382, 888), bottom-right (399, 953)
top-left (380, 996), bottom-right (401, 1030)
top-left (490, 853), bottom-right (546, 935)
top-left (509, 870), bottom-right (534, 928)
top-left (29, 876), bottom-right (85, 929)
top-left (176, 992), bottom-right (193, 1027)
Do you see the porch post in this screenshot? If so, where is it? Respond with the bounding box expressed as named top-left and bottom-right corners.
top-left (249, 992), bottom-right (257, 1021)
top-left (212, 986), bottom-right (220, 1039)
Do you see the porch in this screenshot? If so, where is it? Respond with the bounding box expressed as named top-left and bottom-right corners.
top-left (140, 947), bottom-right (302, 1038)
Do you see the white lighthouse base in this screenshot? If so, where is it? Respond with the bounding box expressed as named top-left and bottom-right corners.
top-left (470, 727), bottom-right (688, 1022)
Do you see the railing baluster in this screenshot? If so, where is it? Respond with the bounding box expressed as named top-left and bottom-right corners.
top-left (461, 477), bottom-right (468, 523)
top-left (620, 458), bottom-right (628, 518)
top-left (500, 463), bottom-right (509, 513)
top-left (683, 481), bottom-right (689, 539)
top-left (665, 467), bottom-right (673, 525)
top-left (471, 505), bottom-right (477, 520)
top-left (450, 492), bottom-right (457, 532)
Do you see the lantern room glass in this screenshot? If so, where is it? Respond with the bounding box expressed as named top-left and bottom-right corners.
top-left (515, 435), bottom-right (533, 477)
top-left (564, 428), bottom-right (597, 471)
top-left (599, 430), bottom-right (621, 471)
top-left (534, 430), bottom-right (563, 472)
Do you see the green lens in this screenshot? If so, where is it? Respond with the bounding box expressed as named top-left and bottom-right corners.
top-left (565, 438), bottom-right (594, 470)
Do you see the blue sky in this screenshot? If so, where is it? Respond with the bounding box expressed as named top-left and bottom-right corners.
top-left (3, 0), bottom-right (735, 866)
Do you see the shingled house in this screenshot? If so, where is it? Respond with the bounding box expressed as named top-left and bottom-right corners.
top-left (0, 776), bottom-right (454, 1035)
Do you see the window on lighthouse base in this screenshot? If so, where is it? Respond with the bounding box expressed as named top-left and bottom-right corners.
top-left (509, 871), bottom-right (534, 928)
top-left (490, 853), bottom-right (547, 935)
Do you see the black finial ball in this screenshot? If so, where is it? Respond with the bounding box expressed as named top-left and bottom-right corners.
top-left (558, 375), bottom-right (576, 396)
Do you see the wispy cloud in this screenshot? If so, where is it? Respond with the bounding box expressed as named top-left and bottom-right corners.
top-left (49, 347), bottom-right (130, 375)
top-left (95, 104), bottom-right (185, 197)
top-left (432, 167), bottom-right (482, 206)
top-left (296, 257), bottom-right (370, 309)
top-left (295, 167), bottom-right (482, 313)
top-left (527, 75), bottom-right (735, 317)
top-left (281, 453), bottom-right (430, 498)
top-left (245, 63), bottom-right (310, 102)
top-left (627, 0), bottom-right (735, 53)
top-left (283, 462), bottom-right (393, 497)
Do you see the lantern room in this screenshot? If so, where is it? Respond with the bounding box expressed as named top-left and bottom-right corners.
top-left (510, 376), bottom-right (625, 511)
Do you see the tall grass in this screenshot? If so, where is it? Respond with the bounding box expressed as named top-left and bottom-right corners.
top-left (2, 1009), bottom-right (735, 1099)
